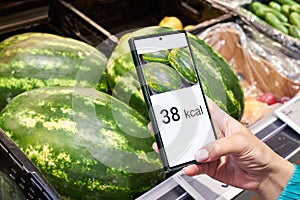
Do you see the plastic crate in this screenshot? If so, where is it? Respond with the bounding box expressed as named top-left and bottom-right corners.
top-left (0, 128), bottom-right (61, 199)
top-left (0, 0), bottom-right (118, 57)
top-left (68, 0), bottom-right (226, 35)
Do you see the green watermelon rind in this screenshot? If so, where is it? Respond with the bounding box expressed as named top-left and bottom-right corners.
top-left (0, 32), bottom-right (108, 109)
top-left (0, 87), bottom-right (164, 199)
top-left (142, 49), bottom-right (170, 64)
top-left (143, 62), bottom-right (182, 93)
top-left (168, 47), bottom-right (198, 84)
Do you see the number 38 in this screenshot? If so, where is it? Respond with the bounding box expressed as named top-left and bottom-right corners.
top-left (160, 107), bottom-right (180, 124)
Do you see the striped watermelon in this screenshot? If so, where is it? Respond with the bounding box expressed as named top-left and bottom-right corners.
top-left (188, 34), bottom-right (244, 118)
top-left (143, 62), bottom-right (182, 93)
top-left (168, 47), bottom-right (198, 84)
top-left (142, 49), bottom-right (170, 64)
top-left (107, 27), bottom-right (173, 117)
top-left (0, 87), bottom-right (164, 199)
top-left (107, 26), bottom-right (244, 120)
top-left (0, 32), bottom-right (108, 110)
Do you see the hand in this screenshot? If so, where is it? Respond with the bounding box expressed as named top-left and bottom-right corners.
top-left (149, 98), bottom-right (295, 199)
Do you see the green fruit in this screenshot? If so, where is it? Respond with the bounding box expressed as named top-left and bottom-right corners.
top-left (168, 47), bottom-right (198, 84)
top-left (289, 25), bottom-right (300, 38)
top-left (107, 26), bottom-right (173, 117)
top-left (187, 33), bottom-right (244, 119)
top-left (0, 32), bottom-right (108, 110)
top-left (265, 12), bottom-right (289, 34)
top-left (274, 0), bottom-right (298, 6)
top-left (281, 4), bottom-right (291, 16)
top-left (107, 26), bottom-right (244, 120)
top-left (269, 1), bottom-right (282, 12)
top-left (251, 2), bottom-right (288, 22)
top-left (290, 4), bottom-right (300, 13)
top-left (143, 62), bottom-right (182, 93)
top-left (0, 87), bottom-right (164, 199)
top-left (142, 50), bottom-right (169, 64)
top-left (290, 12), bottom-right (300, 28)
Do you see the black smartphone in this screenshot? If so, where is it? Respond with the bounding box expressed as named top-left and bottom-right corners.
top-left (129, 30), bottom-right (216, 173)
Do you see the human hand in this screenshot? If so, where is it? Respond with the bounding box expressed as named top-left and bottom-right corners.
top-left (148, 98), bottom-right (294, 199)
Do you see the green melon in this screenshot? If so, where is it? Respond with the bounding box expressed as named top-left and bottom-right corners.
top-left (142, 49), bottom-right (170, 64)
top-left (168, 47), bottom-right (198, 84)
top-left (0, 87), bottom-right (164, 199)
top-left (0, 32), bottom-right (108, 110)
top-left (143, 62), bottom-right (182, 93)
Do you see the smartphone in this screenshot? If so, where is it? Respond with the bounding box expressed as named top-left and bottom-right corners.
top-left (129, 30), bottom-right (216, 173)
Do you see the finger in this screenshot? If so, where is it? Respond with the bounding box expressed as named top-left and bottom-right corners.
top-left (147, 122), bottom-right (154, 133)
top-left (152, 142), bottom-right (159, 153)
top-left (183, 161), bottom-right (218, 177)
top-left (183, 164), bottom-right (208, 176)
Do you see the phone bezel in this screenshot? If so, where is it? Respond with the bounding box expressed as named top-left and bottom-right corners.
top-left (129, 30), bottom-right (216, 173)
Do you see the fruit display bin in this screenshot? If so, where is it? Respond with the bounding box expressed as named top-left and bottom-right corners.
top-left (0, 0), bottom-right (118, 57)
top-left (67, 0), bottom-right (226, 37)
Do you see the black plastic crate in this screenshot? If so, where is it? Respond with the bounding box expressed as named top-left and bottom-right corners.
top-left (0, 128), bottom-right (61, 199)
top-left (68, 0), bottom-right (226, 35)
top-left (0, 0), bottom-right (118, 57)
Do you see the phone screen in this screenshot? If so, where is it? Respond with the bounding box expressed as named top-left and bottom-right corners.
top-left (130, 31), bottom-right (216, 170)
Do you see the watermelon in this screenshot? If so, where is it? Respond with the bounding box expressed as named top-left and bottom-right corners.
top-left (107, 26), bottom-right (244, 120)
top-left (0, 32), bottom-right (108, 110)
top-left (0, 87), bottom-right (164, 199)
top-left (142, 49), bottom-right (170, 64)
top-left (168, 47), bottom-right (198, 84)
top-left (107, 27), bottom-right (172, 117)
top-left (0, 171), bottom-right (25, 199)
top-left (143, 62), bottom-right (182, 93)
top-left (188, 34), bottom-right (244, 119)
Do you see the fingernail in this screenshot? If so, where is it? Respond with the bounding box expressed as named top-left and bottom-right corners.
top-left (195, 149), bottom-right (209, 162)
top-left (152, 142), bottom-right (157, 150)
top-left (182, 167), bottom-right (187, 174)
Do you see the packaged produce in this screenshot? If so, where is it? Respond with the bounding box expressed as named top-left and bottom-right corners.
top-left (198, 22), bottom-right (300, 125)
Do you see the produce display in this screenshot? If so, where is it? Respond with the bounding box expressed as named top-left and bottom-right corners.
top-left (107, 26), bottom-right (244, 121)
top-left (250, 0), bottom-right (300, 39)
top-left (0, 87), bottom-right (164, 199)
top-left (1, 0), bottom-right (300, 198)
top-left (0, 33), bottom-right (108, 110)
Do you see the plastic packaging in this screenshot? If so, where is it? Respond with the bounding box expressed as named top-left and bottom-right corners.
top-left (197, 22), bottom-right (300, 125)
top-left (198, 22), bottom-right (300, 99)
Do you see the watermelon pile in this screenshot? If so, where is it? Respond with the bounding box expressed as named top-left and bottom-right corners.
top-left (107, 26), bottom-right (244, 120)
top-left (0, 27), bottom-right (244, 199)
